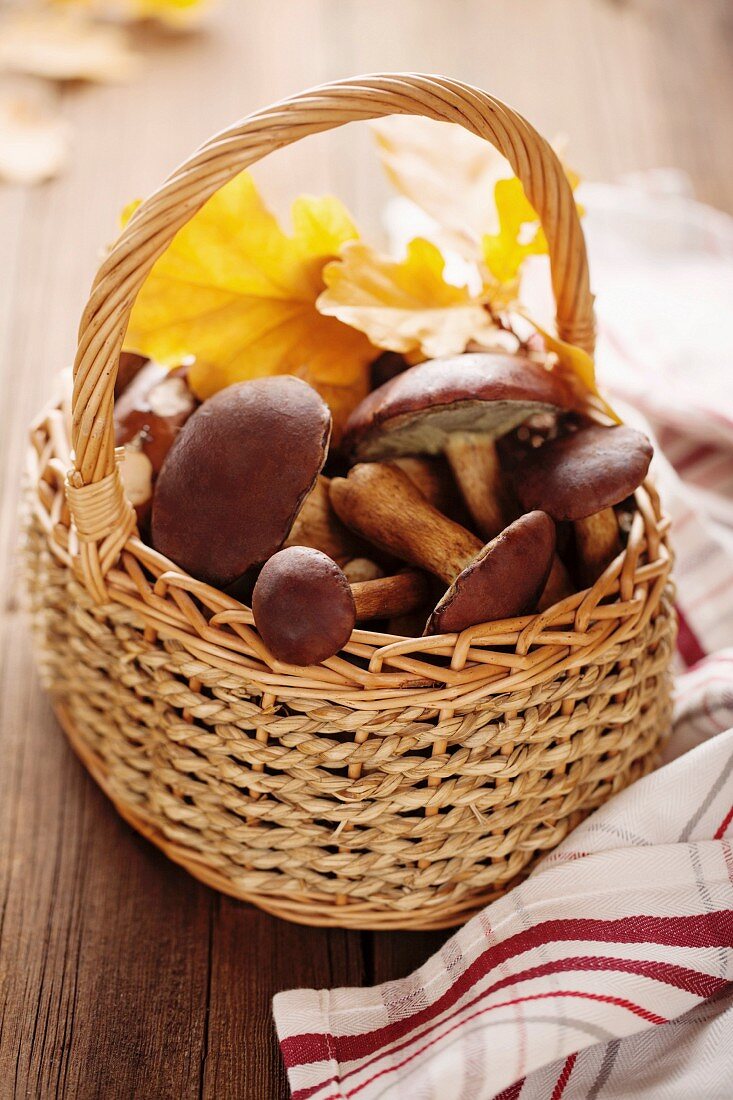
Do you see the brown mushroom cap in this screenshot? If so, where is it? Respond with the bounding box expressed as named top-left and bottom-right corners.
top-left (343, 352), bottom-right (575, 461)
top-left (253, 547), bottom-right (355, 666)
top-left (151, 377), bottom-right (331, 588)
top-left (515, 424), bottom-right (654, 521)
top-left (425, 511), bottom-right (556, 635)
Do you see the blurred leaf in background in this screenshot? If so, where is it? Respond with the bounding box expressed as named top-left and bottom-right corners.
top-left (0, 76), bottom-right (69, 184)
top-left (0, 10), bottom-right (138, 83)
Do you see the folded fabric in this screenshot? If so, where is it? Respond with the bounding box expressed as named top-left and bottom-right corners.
top-left (274, 177), bottom-right (733, 1099)
top-left (274, 674), bottom-right (733, 1099)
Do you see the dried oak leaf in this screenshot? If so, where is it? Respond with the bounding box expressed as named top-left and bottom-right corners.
top-left (0, 11), bottom-right (138, 84)
top-left (0, 80), bottom-right (69, 185)
top-left (317, 238), bottom-right (498, 360)
top-left (123, 171), bottom-right (375, 438)
top-left (371, 116), bottom-right (509, 253)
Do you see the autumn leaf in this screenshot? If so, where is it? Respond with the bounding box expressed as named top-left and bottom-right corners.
top-left (371, 116), bottom-right (509, 253)
top-left (481, 177), bottom-right (548, 293)
top-left (51, 0), bottom-right (209, 27)
top-left (123, 171), bottom-right (375, 438)
top-left (0, 10), bottom-right (138, 83)
top-left (0, 79), bottom-right (69, 185)
top-left (317, 238), bottom-right (499, 359)
top-left (519, 314), bottom-right (620, 422)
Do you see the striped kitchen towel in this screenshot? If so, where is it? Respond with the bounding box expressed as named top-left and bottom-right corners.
top-left (274, 670), bottom-right (733, 1100)
top-left (273, 177), bottom-right (733, 1098)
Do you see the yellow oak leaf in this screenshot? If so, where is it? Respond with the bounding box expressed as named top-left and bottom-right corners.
top-left (481, 177), bottom-right (549, 304)
top-left (481, 172), bottom-right (584, 310)
top-left (122, 171), bottom-right (375, 438)
top-left (51, 0), bottom-right (209, 27)
top-left (123, 0), bottom-right (208, 24)
top-left (317, 238), bottom-right (499, 360)
top-left (520, 312), bottom-right (620, 422)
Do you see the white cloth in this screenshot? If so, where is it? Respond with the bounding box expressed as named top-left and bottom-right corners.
top-left (273, 176), bottom-right (733, 1099)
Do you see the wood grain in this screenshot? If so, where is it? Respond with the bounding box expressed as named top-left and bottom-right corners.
top-left (1, 0), bottom-right (732, 1096)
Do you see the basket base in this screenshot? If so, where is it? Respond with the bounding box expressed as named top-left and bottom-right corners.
top-left (55, 702), bottom-right (521, 930)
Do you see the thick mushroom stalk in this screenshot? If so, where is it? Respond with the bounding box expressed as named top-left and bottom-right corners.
top-left (516, 424), bottom-right (654, 588)
top-left (342, 352), bottom-right (575, 542)
top-left (538, 553), bottom-right (574, 611)
top-left (573, 509), bottom-right (622, 587)
top-left (284, 475), bottom-right (366, 565)
top-left (442, 433), bottom-right (505, 539)
top-left (330, 463), bottom-right (556, 635)
top-left (252, 546), bottom-right (430, 666)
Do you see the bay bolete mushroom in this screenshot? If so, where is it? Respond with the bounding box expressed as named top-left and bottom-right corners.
top-left (252, 546), bottom-right (430, 665)
top-left (330, 463), bottom-right (556, 635)
top-left (151, 376), bottom-right (331, 589)
top-left (515, 423), bottom-right (654, 586)
top-left (114, 359), bottom-right (197, 522)
top-left (342, 352), bottom-right (574, 540)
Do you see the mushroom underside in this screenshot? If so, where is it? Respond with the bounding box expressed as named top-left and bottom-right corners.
top-left (353, 399), bottom-right (558, 459)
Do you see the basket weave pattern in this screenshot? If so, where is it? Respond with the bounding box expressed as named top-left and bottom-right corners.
top-left (24, 74), bottom-right (675, 929)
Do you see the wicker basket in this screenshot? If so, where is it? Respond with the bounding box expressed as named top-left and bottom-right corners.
top-left (24, 74), bottom-right (675, 930)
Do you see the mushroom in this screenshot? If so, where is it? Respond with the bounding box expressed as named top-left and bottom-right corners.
top-left (114, 359), bottom-right (197, 522)
top-left (114, 351), bottom-right (149, 398)
top-left (515, 423), bottom-right (654, 586)
top-left (151, 376), bottom-right (331, 589)
top-left (342, 557), bottom-right (385, 584)
top-left (283, 474), bottom-right (367, 565)
top-left (342, 352), bottom-right (574, 540)
top-left (330, 463), bottom-right (556, 635)
top-left (391, 455), bottom-right (469, 522)
top-left (252, 546), bottom-right (430, 666)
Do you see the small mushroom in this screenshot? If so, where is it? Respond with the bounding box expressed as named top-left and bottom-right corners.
top-left (343, 352), bottom-right (574, 540)
top-left (330, 463), bottom-right (555, 635)
top-left (152, 377), bottom-right (331, 589)
top-left (114, 359), bottom-right (197, 523)
top-left (252, 546), bottom-right (430, 665)
top-left (515, 423), bottom-right (654, 586)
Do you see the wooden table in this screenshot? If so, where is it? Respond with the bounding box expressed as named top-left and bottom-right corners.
top-left (2, 1), bottom-right (732, 1095)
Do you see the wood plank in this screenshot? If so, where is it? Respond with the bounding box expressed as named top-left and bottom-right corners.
top-left (202, 902), bottom-right (365, 1100)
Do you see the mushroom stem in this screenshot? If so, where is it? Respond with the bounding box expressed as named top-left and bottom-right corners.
top-left (443, 433), bottom-right (506, 539)
top-left (388, 608), bottom-right (432, 637)
top-left (537, 554), bottom-right (574, 611)
top-left (330, 463), bottom-right (482, 584)
top-left (574, 508), bottom-right (622, 586)
top-left (352, 570), bottom-right (430, 621)
top-left (284, 475), bottom-right (364, 565)
top-left (342, 558), bottom-right (384, 584)
top-left (392, 455), bottom-right (460, 515)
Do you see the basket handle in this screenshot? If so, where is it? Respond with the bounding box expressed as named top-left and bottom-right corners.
top-left (68, 72), bottom-right (595, 601)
